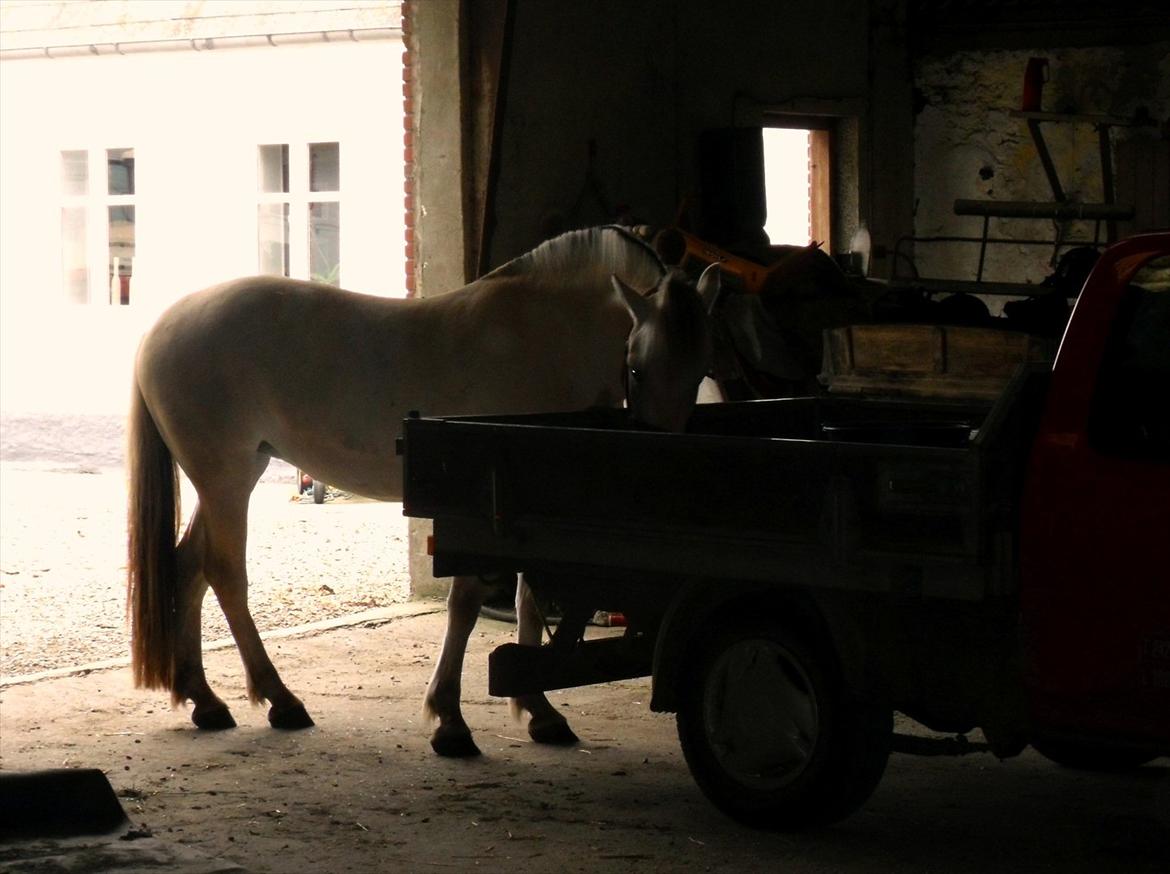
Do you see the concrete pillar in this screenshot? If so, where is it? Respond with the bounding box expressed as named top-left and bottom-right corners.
top-left (865, 0), bottom-right (916, 280)
top-left (405, 0), bottom-right (466, 599)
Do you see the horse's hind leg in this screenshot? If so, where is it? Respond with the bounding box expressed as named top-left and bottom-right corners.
top-left (198, 460), bottom-right (313, 729)
top-left (172, 510), bottom-right (235, 729)
top-left (513, 576), bottom-right (578, 745)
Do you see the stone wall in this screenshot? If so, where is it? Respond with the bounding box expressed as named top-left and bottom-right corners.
top-left (913, 44), bottom-right (1170, 285)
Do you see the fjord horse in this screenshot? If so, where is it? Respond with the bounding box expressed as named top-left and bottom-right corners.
top-left (127, 225), bottom-right (719, 756)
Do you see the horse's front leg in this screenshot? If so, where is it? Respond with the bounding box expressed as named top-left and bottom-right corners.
top-left (512, 575), bottom-right (578, 746)
top-left (424, 574), bottom-right (490, 757)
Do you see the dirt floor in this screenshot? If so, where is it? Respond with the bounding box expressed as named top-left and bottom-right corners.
top-left (1, 424), bottom-right (1169, 872)
top-left (3, 612), bottom-right (1170, 874)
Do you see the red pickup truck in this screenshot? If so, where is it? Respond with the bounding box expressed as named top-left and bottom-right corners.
top-left (1020, 232), bottom-right (1169, 762)
top-left (402, 232), bottom-right (1169, 829)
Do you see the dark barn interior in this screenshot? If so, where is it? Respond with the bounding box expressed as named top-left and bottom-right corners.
top-left (413, 0), bottom-right (1168, 289)
top-left (2, 1), bottom-right (1168, 871)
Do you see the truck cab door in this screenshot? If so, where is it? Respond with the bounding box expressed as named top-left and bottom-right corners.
top-left (1021, 238), bottom-right (1170, 746)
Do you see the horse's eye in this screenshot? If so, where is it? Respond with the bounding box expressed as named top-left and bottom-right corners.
top-left (628, 367), bottom-right (642, 383)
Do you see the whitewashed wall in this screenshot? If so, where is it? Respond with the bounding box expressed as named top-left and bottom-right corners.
top-left (0, 36), bottom-right (403, 413)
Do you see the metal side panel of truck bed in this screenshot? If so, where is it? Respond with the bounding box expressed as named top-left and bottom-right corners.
top-left (402, 369), bottom-right (1048, 602)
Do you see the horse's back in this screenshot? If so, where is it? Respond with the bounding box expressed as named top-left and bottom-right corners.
top-left (143, 276), bottom-right (381, 353)
top-left (135, 278), bottom-right (410, 491)
top-left (139, 276), bottom-right (407, 382)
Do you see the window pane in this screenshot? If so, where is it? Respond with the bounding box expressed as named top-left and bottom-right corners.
top-left (258, 144), bottom-right (289, 193)
top-left (61, 150), bottom-right (87, 196)
top-left (109, 205), bottom-right (135, 305)
top-left (107, 148), bottom-right (135, 196)
top-left (309, 142), bottom-right (339, 192)
top-left (61, 206), bottom-right (88, 303)
top-left (258, 203), bottom-right (290, 276)
top-left (309, 201), bottom-right (340, 285)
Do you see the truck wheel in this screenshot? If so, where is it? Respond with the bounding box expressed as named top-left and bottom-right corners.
top-left (1032, 739), bottom-right (1157, 772)
top-left (312, 479), bottom-right (326, 504)
top-left (676, 622), bottom-right (891, 830)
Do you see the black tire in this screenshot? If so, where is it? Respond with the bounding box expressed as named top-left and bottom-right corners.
top-left (677, 620), bottom-right (891, 830)
top-left (1032, 738), bottom-right (1157, 772)
top-left (312, 479), bottom-right (326, 504)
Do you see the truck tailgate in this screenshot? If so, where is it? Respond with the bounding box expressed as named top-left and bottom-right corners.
top-left (402, 395), bottom-right (1030, 601)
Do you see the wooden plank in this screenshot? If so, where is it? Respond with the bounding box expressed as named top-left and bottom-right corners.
top-left (954, 199), bottom-right (1134, 220)
top-left (884, 277), bottom-right (1044, 297)
top-left (846, 325), bottom-right (943, 375)
top-left (809, 129), bottom-right (832, 252)
top-left (822, 324), bottom-right (1055, 400)
top-left (1010, 110), bottom-right (1140, 127)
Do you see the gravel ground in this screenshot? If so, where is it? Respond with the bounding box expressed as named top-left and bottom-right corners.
top-left (0, 414), bottom-right (412, 680)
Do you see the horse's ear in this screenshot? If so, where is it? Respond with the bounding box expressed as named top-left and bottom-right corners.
top-left (611, 274), bottom-right (653, 324)
top-left (697, 263), bottom-right (723, 314)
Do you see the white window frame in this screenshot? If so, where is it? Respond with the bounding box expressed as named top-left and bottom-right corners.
top-left (257, 141), bottom-right (340, 283)
top-left (60, 146), bottom-right (136, 305)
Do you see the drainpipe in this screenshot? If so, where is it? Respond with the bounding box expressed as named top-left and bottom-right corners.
top-left (0, 27), bottom-right (401, 60)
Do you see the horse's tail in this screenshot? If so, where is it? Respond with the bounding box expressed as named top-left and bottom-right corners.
top-left (127, 378), bottom-right (181, 693)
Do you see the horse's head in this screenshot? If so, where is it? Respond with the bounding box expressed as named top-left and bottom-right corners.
top-left (611, 264), bottom-right (721, 432)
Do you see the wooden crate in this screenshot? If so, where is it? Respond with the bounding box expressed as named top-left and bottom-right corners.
top-left (821, 324), bottom-right (1055, 400)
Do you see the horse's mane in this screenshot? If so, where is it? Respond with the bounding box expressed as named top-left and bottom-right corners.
top-left (485, 225), bottom-right (665, 291)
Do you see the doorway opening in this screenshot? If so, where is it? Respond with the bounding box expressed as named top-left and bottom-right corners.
top-left (762, 125), bottom-right (832, 251)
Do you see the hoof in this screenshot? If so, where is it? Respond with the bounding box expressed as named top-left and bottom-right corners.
top-left (430, 724), bottom-right (482, 758)
top-left (192, 703), bottom-right (237, 731)
top-left (268, 702), bottom-right (315, 730)
top-left (528, 716), bottom-right (579, 746)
